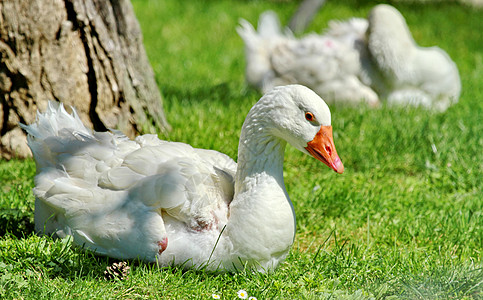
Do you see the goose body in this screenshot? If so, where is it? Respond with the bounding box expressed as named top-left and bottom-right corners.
top-left (22, 85), bottom-right (343, 272)
top-left (237, 11), bottom-right (379, 107)
top-left (238, 4), bottom-right (461, 111)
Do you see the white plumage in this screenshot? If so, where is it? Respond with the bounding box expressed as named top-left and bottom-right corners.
top-left (238, 4), bottom-right (461, 111)
top-left (22, 84), bottom-right (344, 272)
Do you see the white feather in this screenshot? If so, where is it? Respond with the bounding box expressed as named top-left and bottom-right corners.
top-left (238, 5), bottom-right (461, 111)
top-left (23, 85), bottom-right (342, 272)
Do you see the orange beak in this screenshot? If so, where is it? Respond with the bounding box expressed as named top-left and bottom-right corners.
top-left (305, 126), bottom-right (344, 174)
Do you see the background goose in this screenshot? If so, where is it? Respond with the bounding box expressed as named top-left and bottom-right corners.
top-left (238, 11), bottom-right (379, 107)
top-left (238, 4), bottom-right (461, 111)
top-left (21, 84), bottom-right (343, 272)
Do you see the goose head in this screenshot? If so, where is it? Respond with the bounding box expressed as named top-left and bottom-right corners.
top-left (242, 84), bottom-right (344, 174)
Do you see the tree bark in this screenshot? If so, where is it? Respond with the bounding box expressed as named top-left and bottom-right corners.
top-left (0, 0), bottom-right (170, 159)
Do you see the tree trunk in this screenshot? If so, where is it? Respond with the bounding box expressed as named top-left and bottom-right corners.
top-left (0, 0), bottom-right (170, 159)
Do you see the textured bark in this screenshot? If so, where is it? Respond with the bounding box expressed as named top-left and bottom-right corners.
top-left (0, 0), bottom-right (170, 159)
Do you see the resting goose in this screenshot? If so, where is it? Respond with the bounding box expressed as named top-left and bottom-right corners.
top-left (238, 4), bottom-right (461, 111)
top-left (22, 84), bottom-right (344, 272)
top-left (237, 11), bottom-right (379, 107)
top-left (364, 4), bottom-right (461, 111)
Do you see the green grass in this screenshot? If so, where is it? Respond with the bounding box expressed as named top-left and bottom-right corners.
top-left (1, 0), bottom-right (482, 298)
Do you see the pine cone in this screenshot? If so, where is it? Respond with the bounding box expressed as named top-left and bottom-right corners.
top-left (103, 261), bottom-right (130, 281)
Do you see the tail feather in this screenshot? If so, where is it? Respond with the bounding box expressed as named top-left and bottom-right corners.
top-left (236, 18), bottom-right (260, 51)
top-left (20, 101), bottom-right (94, 169)
top-left (237, 11), bottom-right (290, 89)
top-left (257, 10), bottom-right (284, 38)
top-left (20, 101), bottom-right (91, 140)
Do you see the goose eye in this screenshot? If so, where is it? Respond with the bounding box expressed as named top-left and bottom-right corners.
top-left (305, 112), bottom-right (314, 121)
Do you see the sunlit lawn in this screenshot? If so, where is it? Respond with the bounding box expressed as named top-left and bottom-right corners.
top-left (1, 0), bottom-right (481, 298)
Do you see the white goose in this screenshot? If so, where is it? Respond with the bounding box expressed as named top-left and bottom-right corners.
top-left (237, 11), bottom-right (379, 107)
top-left (21, 85), bottom-right (343, 272)
top-left (238, 4), bottom-right (461, 111)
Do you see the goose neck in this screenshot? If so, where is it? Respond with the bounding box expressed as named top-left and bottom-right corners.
top-left (223, 121), bottom-right (295, 272)
top-left (234, 128), bottom-right (287, 194)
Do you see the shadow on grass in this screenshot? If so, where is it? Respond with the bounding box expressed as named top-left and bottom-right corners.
top-left (0, 208), bottom-right (35, 237)
top-left (394, 267), bottom-right (483, 299)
